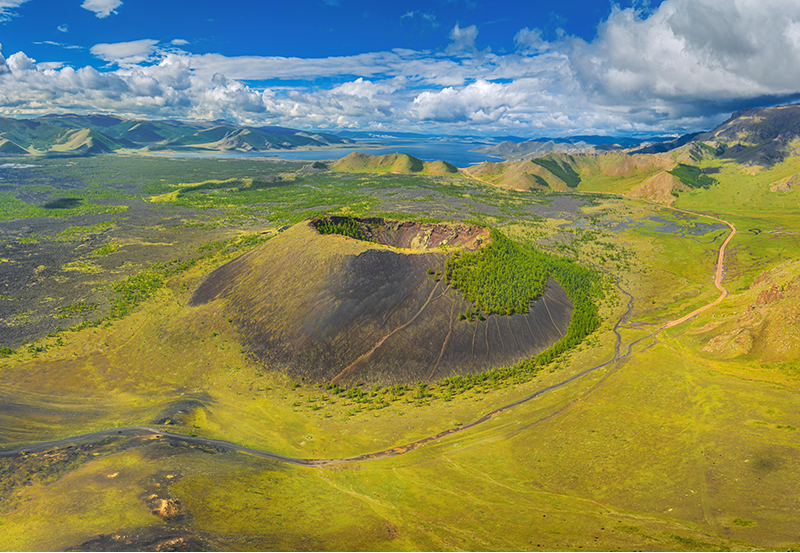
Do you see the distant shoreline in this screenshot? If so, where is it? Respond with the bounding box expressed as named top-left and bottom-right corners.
top-left (144, 140), bottom-right (507, 167)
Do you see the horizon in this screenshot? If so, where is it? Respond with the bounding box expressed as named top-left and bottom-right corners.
top-left (2, 109), bottom-right (721, 141)
top-left (1, 0), bottom-right (800, 137)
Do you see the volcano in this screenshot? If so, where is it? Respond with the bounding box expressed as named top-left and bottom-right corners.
top-left (190, 217), bottom-right (573, 386)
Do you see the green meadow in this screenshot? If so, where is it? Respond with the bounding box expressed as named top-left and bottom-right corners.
top-left (0, 154), bottom-right (798, 550)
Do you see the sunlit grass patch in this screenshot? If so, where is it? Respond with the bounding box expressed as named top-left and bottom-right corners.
top-left (55, 221), bottom-right (115, 241)
top-left (54, 301), bottom-right (97, 319)
top-left (89, 242), bottom-right (119, 257)
top-left (62, 260), bottom-right (102, 273)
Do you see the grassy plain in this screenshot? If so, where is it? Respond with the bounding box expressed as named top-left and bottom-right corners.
top-left (0, 153), bottom-right (799, 550)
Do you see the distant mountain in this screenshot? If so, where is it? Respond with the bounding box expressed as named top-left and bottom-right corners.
top-left (630, 132), bottom-right (702, 154)
top-left (474, 140), bottom-right (602, 159)
top-left (472, 135), bottom-right (685, 160)
top-left (332, 130), bottom-right (440, 141)
top-left (467, 104), bottom-right (800, 168)
top-left (690, 103), bottom-right (800, 166)
top-left (0, 114), bottom-right (354, 156)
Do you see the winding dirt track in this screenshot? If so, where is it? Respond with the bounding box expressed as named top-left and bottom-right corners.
top-left (0, 195), bottom-right (738, 467)
top-left (656, 204), bottom-right (737, 328)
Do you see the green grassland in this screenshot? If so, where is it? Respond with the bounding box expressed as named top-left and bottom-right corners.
top-left (0, 153), bottom-right (799, 550)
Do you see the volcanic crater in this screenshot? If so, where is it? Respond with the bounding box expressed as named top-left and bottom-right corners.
top-left (191, 217), bottom-right (573, 386)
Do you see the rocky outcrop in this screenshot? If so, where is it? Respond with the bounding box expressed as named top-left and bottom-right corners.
top-left (702, 327), bottom-right (754, 356)
top-left (770, 173), bottom-right (800, 192)
top-left (756, 285), bottom-right (785, 306)
top-left (703, 263), bottom-right (800, 361)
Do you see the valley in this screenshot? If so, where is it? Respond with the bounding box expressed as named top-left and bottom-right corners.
top-left (0, 104), bottom-right (799, 551)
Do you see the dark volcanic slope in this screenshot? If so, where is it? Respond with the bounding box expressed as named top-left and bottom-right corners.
top-left (191, 221), bottom-right (572, 386)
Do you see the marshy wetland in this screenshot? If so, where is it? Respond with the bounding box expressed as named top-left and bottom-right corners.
top-left (1, 153), bottom-right (799, 551)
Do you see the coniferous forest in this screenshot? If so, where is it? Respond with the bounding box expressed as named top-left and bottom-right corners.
top-left (444, 228), bottom-right (602, 370)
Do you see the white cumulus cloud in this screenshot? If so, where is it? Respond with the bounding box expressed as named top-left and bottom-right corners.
top-left (446, 23), bottom-right (479, 56)
top-left (333, 78), bottom-right (396, 99)
top-left (514, 28), bottom-right (549, 54)
top-left (90, 39), bottom-right (159, 64)
top-left (81, 0), bottom-right (122, 18)
top-left (1, 0), bottom-right (800, 136)
top-left (569, 0), bottom-right (800, 117)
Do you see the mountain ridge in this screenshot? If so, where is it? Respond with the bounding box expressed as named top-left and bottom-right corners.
top-left (0, 114), bottom-right (354, 156)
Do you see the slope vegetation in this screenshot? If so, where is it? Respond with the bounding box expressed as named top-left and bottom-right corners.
top-left (698, 259), bottom-right (800, 362)
top-left (627, 171), bottom-right (688, 204)
top-left (332, 152), bottom-right (459, 176)
top-left (466, 158), bottom-right (571, 191)
top-left (466, 151), bottom-right (678, 193)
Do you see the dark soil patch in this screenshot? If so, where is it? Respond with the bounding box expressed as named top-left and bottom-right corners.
top-left (523, 194), bottom-right (587, 219)
top-left (0, 199), bottom-right (238, 349)
top-left (0, 436), bottom-right (134, 511)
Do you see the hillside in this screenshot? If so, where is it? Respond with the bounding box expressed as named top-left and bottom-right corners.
top-left (466, 157), bottom-right (572, 191)
top-left (697, 259), bottom-right (800, 362)
top-left (472, 104), bottom-right (800, 169)
top-left (466, 151), bottom-right (678, 193)
top-left (461, 103), bottom-right (800, 195)
top-left (693, 103), bottom-right (800, 166)
top-left (0, 114), bottom-right (353, 156)
top-left (331, 152), bottom-right (459, 176)
top-left (626, 171), bottom-right (688, 204)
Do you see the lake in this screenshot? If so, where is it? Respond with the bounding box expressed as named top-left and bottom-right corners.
top-left (159, 138), bottom-right (506, 168)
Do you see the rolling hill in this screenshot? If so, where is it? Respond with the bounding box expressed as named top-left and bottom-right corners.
top-left (465, 105), bottom-right (800, 197)
top-left (463, 103), bottom-right (800, 197)
top-left (465, 151), bottom-right (678, 193)
top-left (331, 152), bottom-right (459, 176)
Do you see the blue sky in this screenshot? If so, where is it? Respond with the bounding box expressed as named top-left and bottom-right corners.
top-left (1, 0), bottom-right (799, 136)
